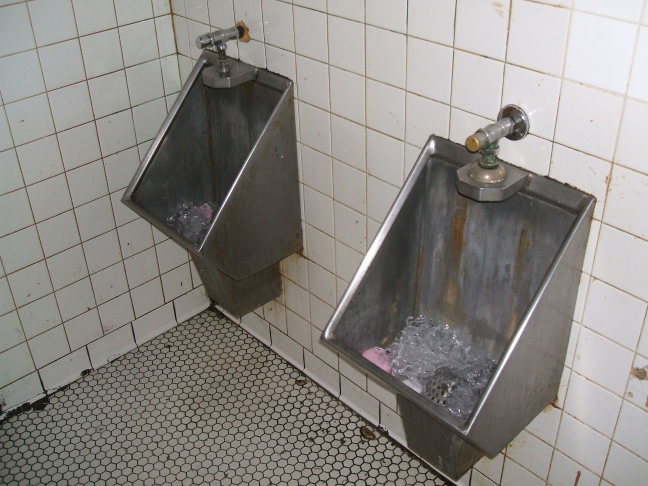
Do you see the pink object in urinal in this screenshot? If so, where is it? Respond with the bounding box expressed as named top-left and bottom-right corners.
top-left (361, 347), bottom-right (392, 373)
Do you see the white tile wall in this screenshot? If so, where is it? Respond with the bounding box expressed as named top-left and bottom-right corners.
top-left (171, 1), bottom-right (648, 484)
top-left (2, 1), bottom-right (648, 485)
top-left (0, 0), bottom-right (210, 418)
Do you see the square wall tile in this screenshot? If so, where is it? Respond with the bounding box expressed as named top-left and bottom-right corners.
top-left (299, 102), bottom-right (331, 155)
top-left (133, 301), bottom-right (176, 344)
top-left (27, 174), bottom-right (73, 223)
top-left (303, 186), bottom-right (334, 236)
top-left (156, 16), bottom-right (176, 58)
top-left (0, 312), bottom-right (25, 354)
top-left (564, 371), bottom-right (622, 437)
top-left (16, 136), bottom-right (64, 185)
top-left (296, 56), bottom-right (329, 110)
top-left (83, 230), bottom-right (121, 275)
top-left (130, 278), bottom-right (164, 317)
top-left (0, 189), bottom-right (34, 238)
top-left (548, 451), bottom-right (601, 486)
top-left (549, 144), bottom-right (610, 219)
top-left (629, 27), bottom-right (648, 102)
top-left (75, 196), bottom-right (116, 241)
top-left (565, 12), bottom-right (636, 94)
top-left (0, 226), bottom-right (43, 274)
top-left (28, 324), bottom-right (70, 369)
top-left (407, 38), bottom-right (452, 104)
top-left (0, 51), bottom-right (45, 103)
top-left (46, 244), bottom-right (88, 290)
top-left (366, 26), bottom-right (406, 88)
top-left (262, 0), bottom-right (293, 51)
top-left (614, 400), bottom-right (648, 460)
top-left (405, 93), bottom-right (450, 147)
top-left (366, 0), bottom-right (407, 33)
top-left (0, 277), bottom-right (16, 319)
top-left (72, 0), bottom-right (118, 36)
top-left (39, 347), bottom-right (91, 391)
top-left (58, 122), bottom-right (101, 170)
top-left (583, 278), bottom-right (645, 350)
top-left (118, 218), bottom-right (154, 258)
top-left (161, 263), bottom-right (191, 301)
top-left (28, 0), bottom-right (78, 47)
top-left (132, 98), bottom-right (167, 143)
top-left (80, 29), bottom-right (124, 79)
top-left (17, 294), bottom-right (62, 339)
top-left (333, 160), bottom-right (365, 213)
top-left (366, 80), bottom-right (405, 139)
top-left (603, 442), bottom-right (648, 486)
top-left (96, 110), bottom-right (137, 156)
top-left (37, 211), bottom-right (80, 257)
top-left (67, 160), bottom-right (109, 207)
top-left (408, 0), bottom-right (455, 46)
top-left (0, 149), bottom-right (24, 196)
top-left (331, 116), bottom-right (365, 170)
top-left (87, 323), bottom-right (136, 368)
top-left (38, 40), bottom-right (86, 91)
top-left (605, 165), bottom-right (648, 240)
top-left (328, 0), bottom-right (363, 22)
top-left (367, 176), bottom-right (399, 223)
top-left (0, 108), bottom-right (13, 153)
top-left (0, 3), bottom-right (36, 58)
top-left (556, 413), bottom-right (610, 474)
top-left (305, 224), bottom-right (334, 272)
top-left (574, 0), bottom-right (643, 22)
top-left (367, 129), bottom-right (404, 187)
top-left (126, 60), bottom-right (165, 106)
top-left (88, 71), bottom-right (131, 119)
top-left (329, 68), bottom-right (364, 125)
top-left (125, 247), bottom-right (159, 288)
top-left (616, 99), bottom-right (648, 174)
top-left (55, 277), bottom-right (96, 322)
top-left (506, 430), bottom-right (553, 479)
top-left (120, 20), bottom-right (159, 67)
top-left (301, 145), bottom-right (332, 196)
top-left (334, 202), bottom-right (365, 253)
top-left (500, 460), bottom-right (545, 486)
top-left (114, 0), bottom-right (153, 25)
top-left (555, 81), bottom-right (623, 160)
top-left (327, 16), bottom-right (364, 75)
top-left (572, 327), bottom-right (634, 396)
top-left (104, 147), bottom-right (139, 192)
top-left (0, 343), bottom-right (36, 389)
top-left (48, 82), bottom-right (94, 132)
top-left (5, 95), bottom-right (55, 146)
top-left (593, 224), bottom-right (648, 302)
top-left (7, 261), bottom-right (52, 307)
top-left (452, 50), bottom-right (503, 119)
top-left (455, 0), bottom-right (509, 60)
top-left (508, 0), bottom-right (570, 77)
top-left (293, 6), bottom-right (327, 63)
top-left (98, 292), bottom-right (134, 333)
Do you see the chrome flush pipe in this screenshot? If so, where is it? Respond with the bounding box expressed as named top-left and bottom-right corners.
top-left (455, 105), bottom-right (531, 202)
top-left (195, 22), bottom-right (251, 76)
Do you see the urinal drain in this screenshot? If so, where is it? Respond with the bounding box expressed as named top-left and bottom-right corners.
top-left (422, 367), bottom-right (461, 406)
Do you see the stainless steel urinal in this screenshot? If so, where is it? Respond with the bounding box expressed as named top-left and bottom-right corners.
top-left (322, 135), bottom-right (594, 479)
top-left (122, 50), bottom-right (302, 317)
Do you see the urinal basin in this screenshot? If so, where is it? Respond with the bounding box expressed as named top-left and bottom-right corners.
top-left (122, 52), bottom-right (302, 316)
top-left (322, 136), bottom-right (594, 478)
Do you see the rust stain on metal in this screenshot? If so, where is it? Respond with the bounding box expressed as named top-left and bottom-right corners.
top-left (631, 366), bottom-right (647, 380)
top-left (446, 198), bottom-right (468, 311)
